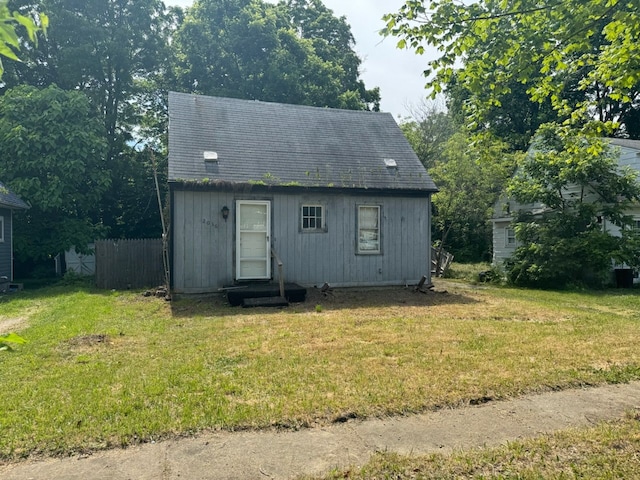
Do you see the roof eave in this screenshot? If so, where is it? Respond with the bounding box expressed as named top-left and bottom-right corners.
top-left (169, 179), bottom-right (436, 197)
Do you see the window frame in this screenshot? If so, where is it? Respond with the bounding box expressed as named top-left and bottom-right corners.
top-left (300, 204), bottom-right (326, 233)
top-left (357, 204), bottom-right (381, 255)
top-left (505, 227), bottom-right (516, 247)
top-left (0, 215), bottom-right (4, 243)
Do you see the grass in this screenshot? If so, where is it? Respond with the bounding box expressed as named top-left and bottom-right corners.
top-left (442, 261), bottom-right (492, 283)
top-left (0, 279), bottom-right (639, 462)
top-left (318, 413), bottom-right (640, 479)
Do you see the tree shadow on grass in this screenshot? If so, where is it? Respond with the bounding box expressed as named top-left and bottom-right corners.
top-left (0, 280), bottom-right (139, 306)
top-left (170, 284), bottom-right (480, 319)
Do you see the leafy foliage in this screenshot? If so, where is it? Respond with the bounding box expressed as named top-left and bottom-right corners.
top-left (172, 0), bottom-right (379, 110)
top-left (506, 124), bottom-right (640, 288)
top-left (383, 0), bottom-right (640, 138)
top-left (0, 0), bottom-right (46, 78)
top-left (0, 85), bottom-right (109, 260)
top-left (0, 332), bottom-right (26, 352)
top-left (401, 104), bottom-right (517, 262)
top-left (399, 101), bottom-right (458, 169)
top-left (430, 131), bottom-right (518, 262)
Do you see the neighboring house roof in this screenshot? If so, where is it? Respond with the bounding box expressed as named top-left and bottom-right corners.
top-left (608, 138), bottom-right (640, 151)
top-left (168, 92), bottom-right (437, 193)
top-left (493, 136), bottom-right (640, 222)
top-left (0, 181), bottom-right (28, 210)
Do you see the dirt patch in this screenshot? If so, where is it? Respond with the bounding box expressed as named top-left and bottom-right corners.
top-left (301, 281), bottom-right (477, 311)
top-left (67, 334), bottom-right (111, 347)
top-left (0, 318), bottom-right (27, 335)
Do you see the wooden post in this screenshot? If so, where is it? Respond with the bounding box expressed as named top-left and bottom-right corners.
top-left (271, 248), bottom-right (285, 298)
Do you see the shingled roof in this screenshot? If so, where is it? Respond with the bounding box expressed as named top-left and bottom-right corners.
top-left (168, 92), bottom-right (436, 193)
top-left (0, 181), bottom-right (28, 209)
top-left (608, 138), bottom-right (640, 151)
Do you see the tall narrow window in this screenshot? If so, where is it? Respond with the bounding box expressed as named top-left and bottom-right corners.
top-left (505, 227), bottom-right (516, 247)
top-left (358, 205), bottom-right (380, 254)
top-left (301, 205), bottom-right (324, 232)
top-left (0, 216), bottom-right (4, 243)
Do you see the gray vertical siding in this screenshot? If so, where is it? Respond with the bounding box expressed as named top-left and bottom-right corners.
top-left (172, 190), bottom-right (431, 293)
top-left (0, 208), bottom-right (12, 280)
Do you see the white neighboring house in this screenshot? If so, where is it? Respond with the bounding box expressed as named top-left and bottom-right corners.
top-left (492, 138), bottom-right (640, 283)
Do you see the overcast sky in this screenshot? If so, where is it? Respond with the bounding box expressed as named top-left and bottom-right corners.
top-left (165, 0), bottom-right (436, 119)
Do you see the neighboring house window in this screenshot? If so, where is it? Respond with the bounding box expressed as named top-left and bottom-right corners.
top-left (358, 205), bottom-right (381, 254)
top-left (632, 219), bottom-right (640, 232)
top-left (0, 216), bottom-right (4, 243)
top-left (505, 227), bottom-right (516, 247)
top-left (301, 204), bottom-right (325, 232)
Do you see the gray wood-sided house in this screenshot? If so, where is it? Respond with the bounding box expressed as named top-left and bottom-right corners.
top-left (492, 138), bottom-right (640, 280)
top-left (0, 181), bottom-right (28, 282)
top-left (168, 92), bottom-right (437, 294)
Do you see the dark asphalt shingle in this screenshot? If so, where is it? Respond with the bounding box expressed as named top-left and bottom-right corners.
top-left (168, 92), bottom-right (436, 192)
top-left (0, 181), bottom-right (28, 209)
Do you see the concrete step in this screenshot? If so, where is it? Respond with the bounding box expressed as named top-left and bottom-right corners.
top-left (242, 296), bottom-right (289, 308)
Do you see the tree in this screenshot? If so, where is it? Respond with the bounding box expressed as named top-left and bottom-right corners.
top-left (400, 100), bottom-right (458, 169)
top-left (383, 0), bottom-right (640, 138)
top-left (172, 0), bottom-right (379, 110)
top-left (505, 124), bottom-right (640, 288)
top-left (0, 85), bottom-right (110, 263)
top-left (429, 131), bottom-right (518, 262)
top-left (0, 0), bottom-right (46, 78)
top-left (445, 72), bottom-right (560, 151)
top-left (4, 0), bottom-right (173, 239)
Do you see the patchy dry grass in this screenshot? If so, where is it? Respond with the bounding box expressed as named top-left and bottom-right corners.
top-left (0, 281), bottom-right (639, 461)
top-left (319, 412), bottom-right (640, 479)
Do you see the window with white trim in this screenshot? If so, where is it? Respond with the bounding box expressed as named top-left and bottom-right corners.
top-left (0, 216), bottom-right (4, 243)
top-left (357, 205), bottom-right (380, 254)
top-left (301, 204), bottom-right (325, 232)
top-left (505, 227), bottom-right (516, 247)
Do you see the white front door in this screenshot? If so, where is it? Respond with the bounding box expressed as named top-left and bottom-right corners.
top-left (236, 200), bottom-right (271, 280)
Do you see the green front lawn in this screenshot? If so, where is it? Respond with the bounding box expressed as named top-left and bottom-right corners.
top-left (0, 281), bottom-right (639, 460)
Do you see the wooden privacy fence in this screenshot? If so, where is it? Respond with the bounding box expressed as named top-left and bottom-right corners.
top-left (95, 239), bottom-right (164, 289)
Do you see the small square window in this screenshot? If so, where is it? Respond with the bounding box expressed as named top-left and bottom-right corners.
top-left (301, 205), bottom-right (324, 232)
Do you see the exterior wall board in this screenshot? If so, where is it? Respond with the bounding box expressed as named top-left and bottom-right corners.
top-left (172, 189), bottom-right (431, 293)
top-left (492, 220), bottom-right (515, 266)
top-left (0, 208), bottom-right (11, 279)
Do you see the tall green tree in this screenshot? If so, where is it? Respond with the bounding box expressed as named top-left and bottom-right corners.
top-left (5, 0), bottom-right (173, 238)
top-left (383, 0), bottom-right (640, 138)
top-left (400, 101), bottom-right (458, 169)
top-left (172, 0), bottom-right (379, 110)
top-left (445, 72), bottom-right (561, 151)
top-left (430, 132), bottom-right (518, 262)
top-left (506, 124), bottom-right (640, 288)
top-left (0, 85), bottom-right (110, 262)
